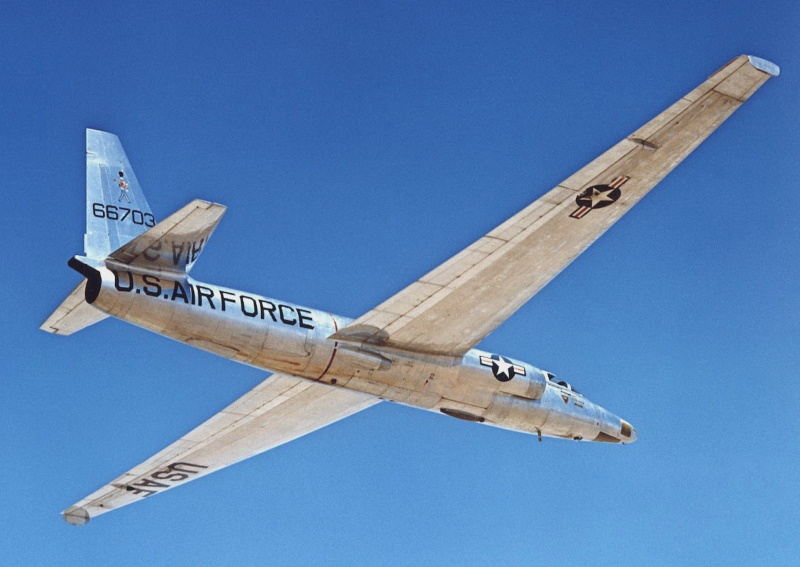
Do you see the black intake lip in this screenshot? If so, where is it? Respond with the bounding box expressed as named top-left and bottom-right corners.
top-left (68, 257), bottom-right (102, 304)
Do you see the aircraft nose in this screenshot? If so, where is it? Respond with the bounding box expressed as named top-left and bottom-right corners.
top-left (620, 419), bottom-right (638, 444)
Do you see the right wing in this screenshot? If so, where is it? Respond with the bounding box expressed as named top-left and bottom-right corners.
top-left (63, 374), bottom-right (378, 525)
top-left (331, 55), bottom-right (779, 357)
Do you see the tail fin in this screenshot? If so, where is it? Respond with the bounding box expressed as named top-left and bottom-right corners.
top-left (41, 129), bottom-right (154, 335)
top-left (85, 129), bottom-right (155, 259)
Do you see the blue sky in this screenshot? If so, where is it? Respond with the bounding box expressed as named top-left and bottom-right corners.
top-left (2, 1), bottom-right (798, 565)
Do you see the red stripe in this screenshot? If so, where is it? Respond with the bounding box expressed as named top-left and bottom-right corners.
top-left (610, 175), bottom-right (630, 188)
top-left (572, 206), bottom-right (590, 218)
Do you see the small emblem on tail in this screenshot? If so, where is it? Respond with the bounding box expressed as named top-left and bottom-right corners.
top-left (117, 170), bottom-right (131, 203)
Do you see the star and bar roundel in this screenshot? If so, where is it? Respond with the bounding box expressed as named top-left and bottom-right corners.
top-left (479, 354), bottom-right (526, 382)
top-left (569, 175), bottom-right (630, 219)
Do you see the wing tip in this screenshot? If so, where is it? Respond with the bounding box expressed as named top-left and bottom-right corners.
top-left (747, 55), bottom-right (780, 77)
top-left (62, 506), bottom-right (91, 526)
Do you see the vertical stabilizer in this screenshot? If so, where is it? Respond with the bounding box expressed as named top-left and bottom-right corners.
top-left (85, 129), bottom-right (155, 259)
top-left (41, 129), bottom-right (154, 335)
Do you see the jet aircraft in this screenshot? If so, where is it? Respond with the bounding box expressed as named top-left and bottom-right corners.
top-left (42, 55), bottom-right (779, 525)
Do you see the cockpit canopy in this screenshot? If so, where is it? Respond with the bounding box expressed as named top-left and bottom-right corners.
top-left (544, 371), bottom-right (582, 396)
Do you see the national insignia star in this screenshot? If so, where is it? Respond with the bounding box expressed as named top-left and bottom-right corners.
top-left (492, 357), bottom-right (514, 379)
top-left (589, 187), bottom-right (616, 206)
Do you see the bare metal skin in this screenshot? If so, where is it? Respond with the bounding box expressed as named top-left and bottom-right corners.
top-left (43, 55), bottom-right (778, 524)
top-left (83, 264), bottom-right (634, 443)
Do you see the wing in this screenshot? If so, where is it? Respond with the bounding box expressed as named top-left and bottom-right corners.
top-left (63, 374), bottom-right (378, 525)
top-left (331, 55), bottom-right (779, 356)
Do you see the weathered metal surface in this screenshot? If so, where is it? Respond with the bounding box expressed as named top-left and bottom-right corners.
top-left (331, 55), bottom-right (777, 357)
top-left (42, 55), bottom-right (777, 524)
top-left (39, 281), bottom-right (107, 335)
top-left (64, 373), bottom-right (378, 524)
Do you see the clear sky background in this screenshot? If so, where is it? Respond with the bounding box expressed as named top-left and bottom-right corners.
top-left (2, 1), bottom-right (798, 565)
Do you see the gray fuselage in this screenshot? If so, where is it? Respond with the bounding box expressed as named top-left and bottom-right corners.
top-left (85, 263), bottom-right (636, 444)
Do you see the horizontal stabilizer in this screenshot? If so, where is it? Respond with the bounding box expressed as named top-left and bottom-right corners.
top-left (108, 199), bottom-right (226, 276)
top-left (39, 281), bottom-right (108, 335)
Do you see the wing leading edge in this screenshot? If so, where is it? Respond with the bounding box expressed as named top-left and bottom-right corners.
top-left (331, 55), bottom-right (779, 356)
top-left (63, 374), bottom-right (378, 525)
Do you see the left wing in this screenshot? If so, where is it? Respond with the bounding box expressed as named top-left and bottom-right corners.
top-left (63, 374), bottom-right (378, 525)
top-left (331, 55), bottom-right (779, 357)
